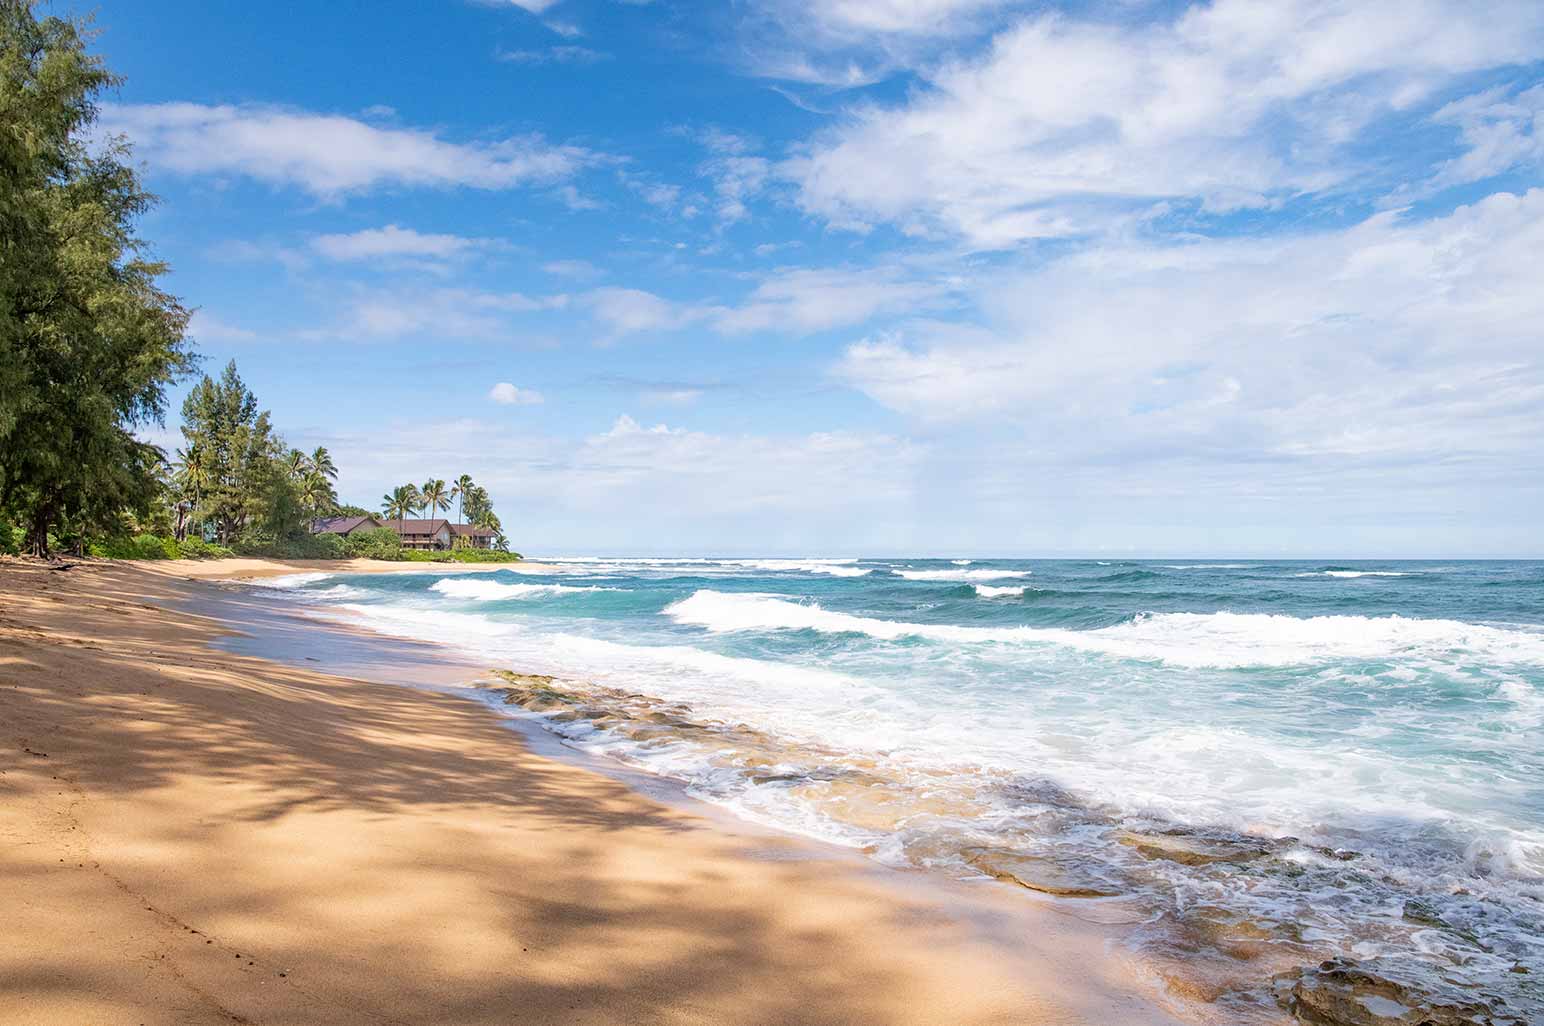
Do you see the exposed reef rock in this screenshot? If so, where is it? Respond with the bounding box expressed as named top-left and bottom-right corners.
top-left (1273, 958), bottom-right (1521, 1026)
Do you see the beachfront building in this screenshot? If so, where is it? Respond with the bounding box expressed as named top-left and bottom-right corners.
top-left (375, 519), bottom-right (455, 551)
top-left (451, 523), bottom-right (498, 550)
top-left (311, 514), bottom-right (383, 538)
top-left (311, 515), bottom-right (496, 551)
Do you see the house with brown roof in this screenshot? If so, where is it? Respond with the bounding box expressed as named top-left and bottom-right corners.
top-left (311, 515), bottom-right (383, 537)
top-left (450, 523), bottom-right (498, 550)
top-left (311, 515), bottom-right (497, 551)
top-left (375, 519), bottom-right (455, 551)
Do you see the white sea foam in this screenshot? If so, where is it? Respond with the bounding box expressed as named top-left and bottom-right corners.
top-left (430, 578), bottom-right (619, 601)
top-left (895, 568), bottom-right (1033, 582)
top-left (1296, 570), bottom-right (1413, 578)
top-left (973, 585), bottom-right (1026, 598)
top-left (662, 591), bottom-right (1544, 669)
top-left (1161, 564), bottom-right (1258, 570)
top-left (950, 559), bottom-right (973, 565)
top-left (244, 572), bottom-right (334, 589)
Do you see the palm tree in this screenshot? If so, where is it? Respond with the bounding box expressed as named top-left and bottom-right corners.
top-left (463, 484), bottom-right (491, 524)
top-left (300, 472), bottom-right (337, 516)
top-left (419, 478), bottom-right (450, 521)
top-left (282, 448), bottom-right (310, 480)
top-left (451, 474), bottom-right (475, 524)
top-left (381, 484), bottom-right (419, 521)
top-left (310, 446), bottom-right (337, 481)
top-left (174, 445), bottom-right (208, 506)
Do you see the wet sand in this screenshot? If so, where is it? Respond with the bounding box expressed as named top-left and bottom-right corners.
top-left (0, 557), bottom-right (1201, 1025)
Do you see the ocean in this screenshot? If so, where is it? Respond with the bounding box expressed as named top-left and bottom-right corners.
top-left (257, 558), bottom-right (1544, 1021)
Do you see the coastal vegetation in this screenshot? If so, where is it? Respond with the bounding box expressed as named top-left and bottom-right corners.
top-left (0, 3), bottom-right (517, 562)
top-left (0, 3), bottom-right (193, 556)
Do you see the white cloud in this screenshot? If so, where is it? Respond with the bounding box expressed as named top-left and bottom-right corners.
top-left (583, 287), bottom-right (702, 339)
top-left (716, 266), bottom-right (954, 334)
top-left (782, 0), bottom-right (1004, 38)
top-left (489, 382), bottom-right (545, 405)
top-left (311, 224), bottom-right (493, 262)
top-left (310, 414), bottom-right (925, 553)
top-left (497, 46), bottom-right (609, 64)
top-left (1427, 84), bottom-right (1544, 191)
top-left (837, 189), bottom-right (1544, 477)
top-left (789, 1), bottom-right (1544, 246)
top-left (103, 102), bottom-right (593, 197)
top-left (578, 265), bottom-right (952, 340)
top-left (313, 287), bottom-right (566, 340)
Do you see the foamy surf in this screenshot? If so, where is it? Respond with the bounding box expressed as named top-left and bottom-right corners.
top-left (662, 589), bottom-right (1544, 669)
top-left (894, 568), bottom-right (1033, 582)
top-left (431, 579), bottom-right (620, 601)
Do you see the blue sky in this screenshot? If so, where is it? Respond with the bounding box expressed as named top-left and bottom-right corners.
top-left (75, 0), bottom-right (1544, 556)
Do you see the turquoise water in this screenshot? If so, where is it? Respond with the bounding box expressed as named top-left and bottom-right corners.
top-left (263, 558), bottom-right (1544, 1019)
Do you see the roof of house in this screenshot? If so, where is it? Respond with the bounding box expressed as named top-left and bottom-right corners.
top-left (450, 522), bottom-right (497, 537)
top-left (311, 515), bottom-right (381, 535)
top-left (376, 519), bottom-right (452, 534)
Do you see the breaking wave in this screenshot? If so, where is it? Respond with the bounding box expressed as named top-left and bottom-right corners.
top-left (894, 568), bottom-right (1033, 582)
top-left (431, 578), bottom-right (620, 601)
top-left (662, 590), bottom-right (1544, 669)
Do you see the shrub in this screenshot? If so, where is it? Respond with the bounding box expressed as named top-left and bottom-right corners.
top-left (231, 532), bottom-right (345, 560)
top-left (341, 528), bottom-right (402, 560)
top-left (90, 533), bottom-right (181, 560)
top-left (177, 537), bottom-right (236, 560)
top-left (445, 548), bottom-right (523, 563)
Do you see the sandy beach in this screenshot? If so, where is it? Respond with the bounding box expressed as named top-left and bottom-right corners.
top-left (0, 557), bottom-right (1192, 1026)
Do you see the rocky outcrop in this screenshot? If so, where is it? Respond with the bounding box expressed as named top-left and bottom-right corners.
top-left (1273, 958), bottom-right (1522, 1026)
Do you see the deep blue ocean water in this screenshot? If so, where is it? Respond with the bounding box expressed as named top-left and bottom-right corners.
top-left (260, 558), bottom-right (1544, 1019)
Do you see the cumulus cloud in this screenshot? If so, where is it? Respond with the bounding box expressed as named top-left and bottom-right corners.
top-left (102, 102), bottom-right (593, 197)
top-left (837, 189), bottom-right (1544, 477)
top-left (489, 382), bottom-right (545, 405)
top-left (788, 0), bottom-right (1544, 246)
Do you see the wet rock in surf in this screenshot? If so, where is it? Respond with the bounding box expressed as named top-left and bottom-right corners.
top-left (1116, 829), bottom-right (1274, 866)
top-left (1273, 958), bottom-right (1519, 1026)
top-left (963, 848), bottom-right (1119, 898)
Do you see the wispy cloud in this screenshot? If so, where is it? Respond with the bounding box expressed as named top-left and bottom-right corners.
top-left (311, 225), bottom-right (497, 262)
top-left (837, 189), bottom-right (1544, 479)
top-left (497, 45), bottom-right (610, 65)
top-left (102, 102), bottom-right (596, 197)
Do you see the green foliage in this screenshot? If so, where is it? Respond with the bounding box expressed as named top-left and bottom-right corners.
top-left (177, 362), bottom-right (286, 542)
top-left (0, 3), bottom-right (196, 555)
top-left (444, 548), bottom-right (522, 563)
top-left (0, 512), bottom-right (18, 554)
top-left (175, 536), bottom-right (234, 560)
top-left (380, 483), bottom-right (419, 520)
top-left (90, 533), bottom-right (179, 560)
top-left (341, 527), bottom-right (402, 560)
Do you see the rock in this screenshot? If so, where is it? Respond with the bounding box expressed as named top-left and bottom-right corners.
top-left (1116, 830), bottom-right (1273, 866)
top-left (1273, 959), bottom-right (1516, 1026)
top-left (963, 849), bottom-right (1119, 898)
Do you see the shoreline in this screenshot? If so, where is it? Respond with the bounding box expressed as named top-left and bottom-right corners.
top-left (0, 556), bottom-right (1208, 1025)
